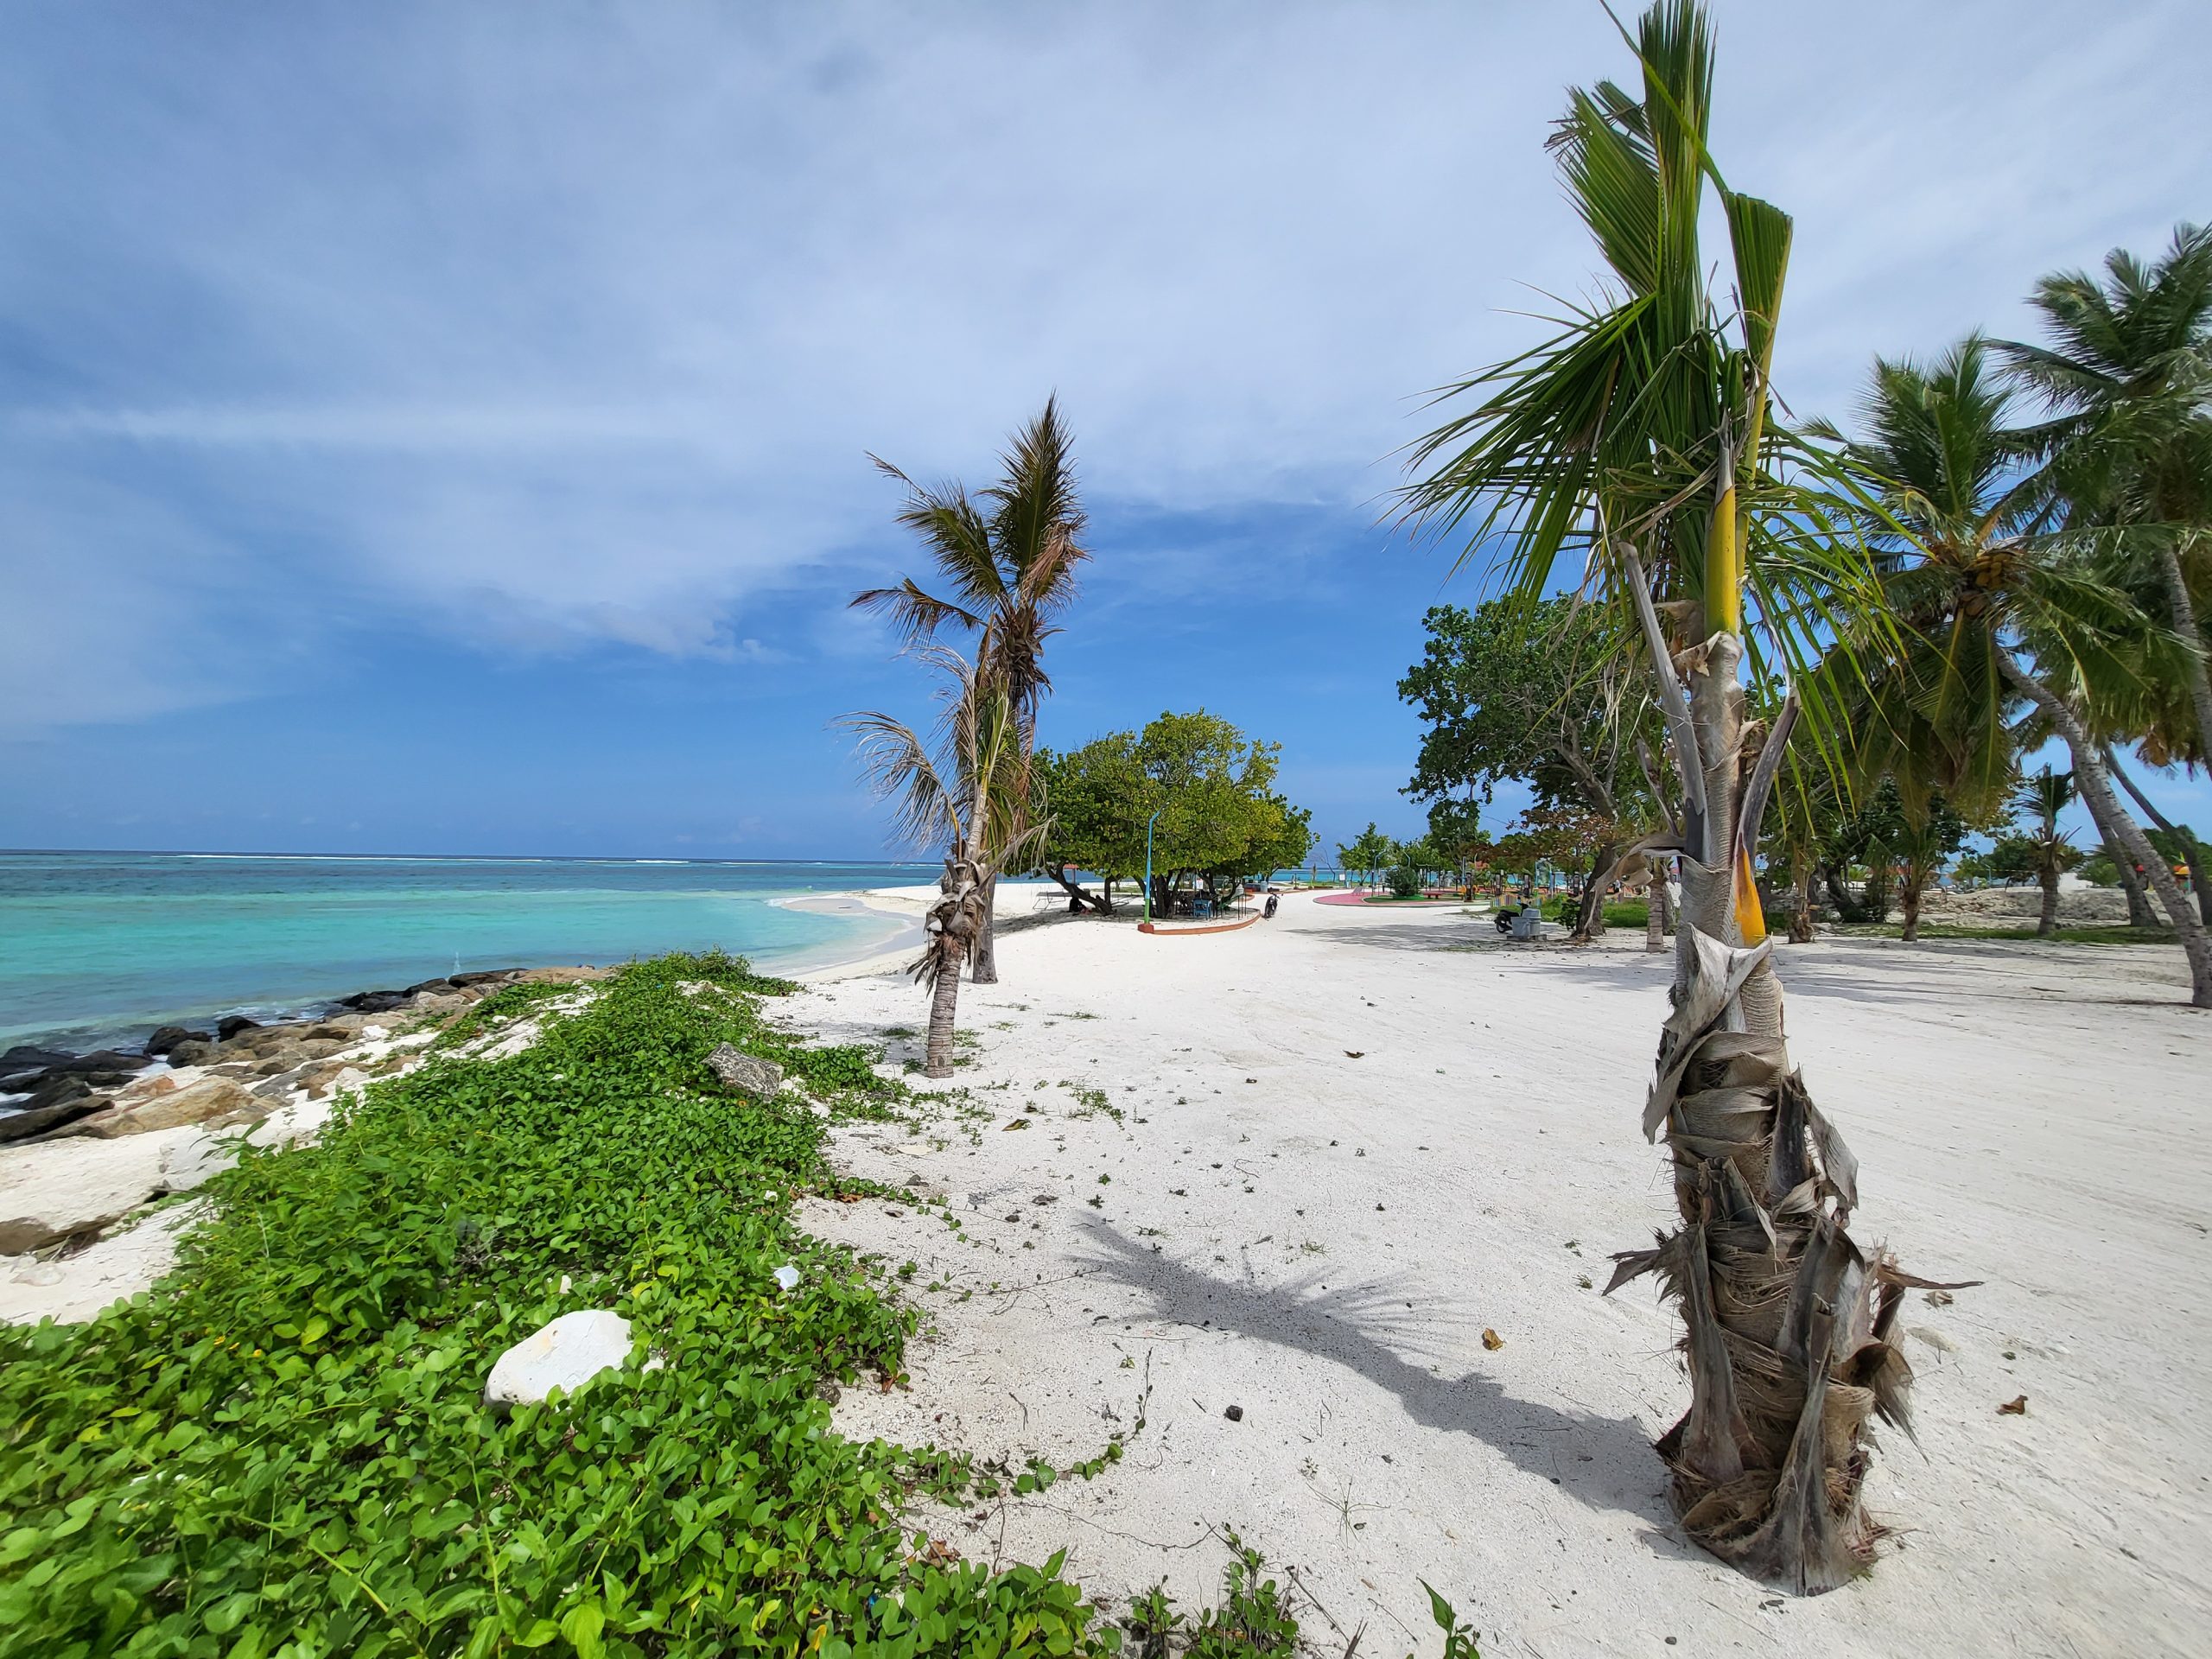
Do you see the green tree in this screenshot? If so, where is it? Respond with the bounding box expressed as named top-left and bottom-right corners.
top-left (1400, 597), bottom-right (1662, 937)
top-left (2011, 766), bottom-right (2083, 936)
top-left (1037, 714), bottom-right (1311, 914)
top-left (1033, 730), bottom-right (1154, 912)
top-left (1337, 823), bottom-right (1396, 890)
top-left (2000, 226), bottom-right (2212, 777)
top-left (1401, 1), bottom-right (1929, 1588)
top-left (1424, 795), bottom-right (1489, 883)
top-left (1827, 337), bottom-right (2210, 1000)
top-left (854, 399), bottom-right (1086, 984)
top-left (1889, 796), bottom-right (1971, 942)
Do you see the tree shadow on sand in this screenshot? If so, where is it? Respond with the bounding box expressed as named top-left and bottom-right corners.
top-left (1326, 919), bottom-right (2188, 1008)
top-left (1073, 1219), bottom-right (1695, 1554)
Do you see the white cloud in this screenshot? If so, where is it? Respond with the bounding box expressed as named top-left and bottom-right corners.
top-left (1, 0), bottom-right (2205, 730)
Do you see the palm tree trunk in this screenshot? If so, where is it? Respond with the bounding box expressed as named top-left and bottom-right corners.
top-left (2037, 865), bottom-right (2061, 937)
top-left (2158, 540), bottom-right (2212, 779)
top-left (1789, 863), bottom-right (1816, 944)
top-left (1899, 874), bottom-right (1923, 941)
top-left (1999, 651), bottom-right (2212, 1007)
top-left (2097, 816), bottom-right (2159, 926)
top-left (1615, 573), bottom-right (1919, 1594)
top-left (970, 875), bottom-right (999, 982)
top-left (2107, 745), bottom-right (2212, 928)
top-left (923, 944), bottom-right (963, 1077)
top-left (1646, 871), bottom-right (1667, 953)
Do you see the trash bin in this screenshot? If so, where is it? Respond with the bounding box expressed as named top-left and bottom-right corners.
top-left (1510, 905), bottom-right (1544, 940)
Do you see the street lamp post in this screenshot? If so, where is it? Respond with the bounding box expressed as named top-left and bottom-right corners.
top-left (1144, 810), bottom-right (1163, 925)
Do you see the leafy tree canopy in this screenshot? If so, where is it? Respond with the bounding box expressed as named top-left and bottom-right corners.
top-left (1036, 710), bottom-right (1313, 883)
top-left (1398, 598), bottom-right (1660, 823)
top-left (1337, 822), bottom-right (1396, 884)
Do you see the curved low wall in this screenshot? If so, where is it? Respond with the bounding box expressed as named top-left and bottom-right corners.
top-left (1137, 912), bottom-right (1264, 937)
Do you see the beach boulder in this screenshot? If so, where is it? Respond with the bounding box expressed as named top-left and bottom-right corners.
top-left (0, 1046), bottom-right (73, 1081)
top-left (215, 1015), bottom-right (263, 1042)
top-left (485, 1310), bottom-right (635, 1409)
top-left (705, 1044), bottom-right (783, 1098)
top-left (143, 1026), bottom-right (211, 1057)
top-left (0, 1096), bottom-right (106, 1145)
top-left (16, 1074), bottom-right (94, 1116)
top-left (0, 1133), bottom-right (178, 1253)
top-left (73, 1077), bottom-right (263, 1139)
top-left (165, 1039), bottom-right (217, 1066)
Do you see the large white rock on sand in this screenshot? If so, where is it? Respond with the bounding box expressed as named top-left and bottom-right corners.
top-left (484, 1310), bottom-right (634, 1408)
top-left (0, 1128), bottom-right (196, 1254)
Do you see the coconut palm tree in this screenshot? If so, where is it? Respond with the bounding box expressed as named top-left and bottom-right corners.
top-left (853, 399), bottom-right (1088, 984)
top-left (1402, 0), bottom-right (1944, 1592)
top-left (1828, 336), bottom-right (2212, 1004)
top-left (840, 652), bottom-right (1050, 1077)
top-left (2015, 766), bottom-right (2081, 937)
top-left (1999, 226), bottom-right (2212, 773)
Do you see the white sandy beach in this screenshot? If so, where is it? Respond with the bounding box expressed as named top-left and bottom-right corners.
top-left (4, 888), bottom-right (2203, 1654)
top-left (780, 890), bottom-right (2209, 1657)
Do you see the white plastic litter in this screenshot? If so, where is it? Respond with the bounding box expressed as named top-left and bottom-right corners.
top-left (773, 1264), bottom-right (800, 1292)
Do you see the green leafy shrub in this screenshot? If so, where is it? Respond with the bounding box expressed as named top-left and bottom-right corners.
top-left (0, 952), bottom-right (1114, 1659)
top-left (1384, 865), bottom-right (1422, 899)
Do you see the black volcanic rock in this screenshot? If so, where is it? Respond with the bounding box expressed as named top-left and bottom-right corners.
top-left (0, 1046), bottom-right (73, 1081)
top-left (0, 1096), bottom-right (106, 1144)
top-left (144, 1025), bottom-right (213, 1057)
top-left (51, 1050), bottom-right (147, 1076)
top-left (337, 990), bottom-right (409, 1014)
top-left (215, 1015), bottom-right (263, 1042)
top-left (19, 1074), bottom-right (92, 1113)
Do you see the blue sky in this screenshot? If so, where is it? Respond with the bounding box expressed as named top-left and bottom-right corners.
top-left (3, 1), bottom-right (2208, 860)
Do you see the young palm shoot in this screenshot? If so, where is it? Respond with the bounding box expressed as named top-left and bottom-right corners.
top-left (1403, 0), bottom-right (1957, 1592)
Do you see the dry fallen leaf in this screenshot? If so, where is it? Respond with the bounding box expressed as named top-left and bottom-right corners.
top-left (1923, 1289), bottom-right (1955, 1307)
top-left (1344, 1051), bottom-right (1365, 1059)
top-left (1998, 1395), bottom-right (2028, 1416)
top-left (1482, 1328), bottom-right (1505, 1351)
top-left (1002, 1118), bottom-right (1030, 1131)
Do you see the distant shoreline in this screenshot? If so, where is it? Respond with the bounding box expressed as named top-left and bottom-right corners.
top-left (0, 854), bottom-right (947, 1053)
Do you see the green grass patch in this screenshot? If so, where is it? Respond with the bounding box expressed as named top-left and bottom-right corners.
top-left (0, 950), bottom-right (1133, 1658)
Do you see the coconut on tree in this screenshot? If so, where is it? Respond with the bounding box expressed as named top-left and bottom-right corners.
top-left (852, 398), bottom-right (1087, 985)
top-left (1402, 0), bottom-right (1955, 1591)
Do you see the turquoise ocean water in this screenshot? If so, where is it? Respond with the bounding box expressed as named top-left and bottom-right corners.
top-left (0, 852), bottom-right (933, 1052)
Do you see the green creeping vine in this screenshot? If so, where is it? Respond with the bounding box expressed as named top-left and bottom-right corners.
top-left (0, 953), bottom-right (1120, 1659)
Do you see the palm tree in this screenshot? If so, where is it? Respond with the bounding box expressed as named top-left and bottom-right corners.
top-left (1999, 226), bottom-right (2212, 774)
top-left (1829, 337), bottom-right (2212, 1004)
top-left (1402, 1), bottom-right (1939, 1592)
top-left (854, 399), bottom-right (1088, 984)
top-left (840, 652), bottom-right (1048, 1077)
top-left (1891, 811), bottom-right (1947, 943)
top-left (2015, 766), bottom-right (2080, 937)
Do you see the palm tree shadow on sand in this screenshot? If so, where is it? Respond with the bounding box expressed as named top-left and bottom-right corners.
top-left (1071, 1220), bottom-right (1701, 1561)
